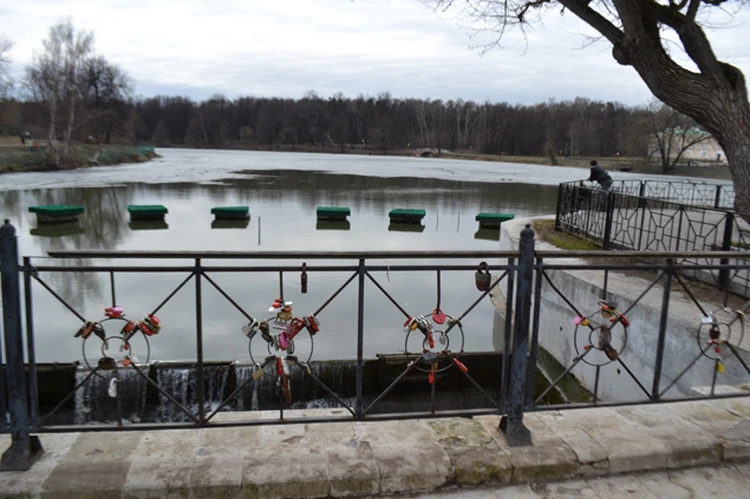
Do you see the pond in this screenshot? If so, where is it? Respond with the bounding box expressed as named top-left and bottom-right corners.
top-left (0, 149), bottom-right (725, 365)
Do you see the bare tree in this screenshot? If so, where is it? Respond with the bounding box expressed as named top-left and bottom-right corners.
top-left (646, 100), bottom-right (713, 171)
top-left (26, 20), bottom-right (93, 164)
top-left (425, 0), bottom-right (750, 215)
top-left (0, 36), bottom-right (13, 98)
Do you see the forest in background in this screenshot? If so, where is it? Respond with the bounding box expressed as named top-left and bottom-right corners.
top-left (0, 21), bottom-right (723, 171)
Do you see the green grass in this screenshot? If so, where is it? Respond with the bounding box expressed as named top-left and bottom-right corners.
top-left (533, 219), bottom-right (601, 251)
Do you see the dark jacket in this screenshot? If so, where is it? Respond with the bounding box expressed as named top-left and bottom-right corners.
top-left (588, 164), bottom-right (612, 187)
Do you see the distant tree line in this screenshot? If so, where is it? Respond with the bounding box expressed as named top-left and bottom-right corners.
top-left (0, 22), bottom-right (714, 169)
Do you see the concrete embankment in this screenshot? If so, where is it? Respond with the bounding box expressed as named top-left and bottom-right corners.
top-left (496, 216), bottom-right (750, 403)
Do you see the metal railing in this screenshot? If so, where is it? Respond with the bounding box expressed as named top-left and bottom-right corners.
top-left (610, 179), bottom-right (734, 209)
top-left (2, 219), bottom-right (750, 470)
top-left (556, 180), bottom-right (750, 296)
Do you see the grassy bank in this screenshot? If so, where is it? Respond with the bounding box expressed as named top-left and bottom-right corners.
top-left (0, 140), bottom-right (159, 174)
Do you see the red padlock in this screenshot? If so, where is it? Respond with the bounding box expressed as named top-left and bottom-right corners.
top-left (284, 318), bottom-right (305, 341)
top-left (428, 332), bottom-right (435, 349)
top-left (428, 369), bottom-right (435, 385)
top-left (304, 316), bottom-right (320, 335)
top-left (452, 358), bottom-right (469, 373)
top-left (275, 357), bottom-right (283, 376)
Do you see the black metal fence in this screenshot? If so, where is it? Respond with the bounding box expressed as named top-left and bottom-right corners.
top-left (556, 180), bottom-right (750, 296)
top-left (3, 219), bottom-right (750, 471)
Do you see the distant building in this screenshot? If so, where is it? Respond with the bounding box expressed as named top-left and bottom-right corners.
top-left (650, 127), bottom-right (727, 164)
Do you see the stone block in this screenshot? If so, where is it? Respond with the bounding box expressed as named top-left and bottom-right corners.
top-left (0, 433), bottom-right (78, 498)
top-left (305, 422), bottom-right (380, 497)
top-left (365, 420), bottom-right (451, 494)
top-left (428, 418), bottom-right (512, 486)
top-left (241, 425), bottom-right (330, 499)
top-left (560, 407), bottom-right (670, 473)
top-left (615, 404), bottom-right (721, 468)
top-left (476, 414), bottom-right (578, 483)
top-left (534, 411), bottom-right (609, 475)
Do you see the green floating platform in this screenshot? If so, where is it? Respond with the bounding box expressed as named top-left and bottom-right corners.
top-left (211, 206), bottom-right (250, 220)
top-left (316, 220), bottom-right (351, 231)
top-left (475, 213), bottom-right (514, 228)
top-left (388, 209), bottom-right (426, 223)
top-left (317, 206), bottom-right (351, 220)
top-left (388, 222), bottom-right (425, 233)
top-left (28, 204), bottom-right (84, 224)
top-left (128, 204), bottom-right (168, 221)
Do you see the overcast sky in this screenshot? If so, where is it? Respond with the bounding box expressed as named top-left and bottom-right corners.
top-left (3, 0), bottom-right (749, 107)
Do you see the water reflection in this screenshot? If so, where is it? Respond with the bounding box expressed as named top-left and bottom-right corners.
top-left (2, 156), bottom-right (561, 364)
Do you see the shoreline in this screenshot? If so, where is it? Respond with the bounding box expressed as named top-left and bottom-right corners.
top-left (0, 143), bottom-right (160, 175)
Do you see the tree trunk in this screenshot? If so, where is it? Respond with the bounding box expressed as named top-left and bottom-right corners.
top-left (609, 0), bottom-right (750, 217)
top-left (46, 90), bottom-right (59, 167)
top-left (63, 94), bottom-right (76, 161)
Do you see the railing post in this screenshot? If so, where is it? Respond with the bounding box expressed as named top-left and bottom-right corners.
top-left (356, 258), bottom-right (365, 419)
top-left (719, 212), bottom-right (734, 290)
top-left (500, 224), bottom-right (534, 447)
top-left (555, 184), bottom-right (564, 230)
top-left (714, 185), bottom-right (722, 209)
top-left (603, 191), bottom-right (615, 250)
top-left (638, 181), bottom-right (646, 208)
top-left (651, 259), bottom-right (673, 400)
top-left (1, 220), bottom-right (43, 471)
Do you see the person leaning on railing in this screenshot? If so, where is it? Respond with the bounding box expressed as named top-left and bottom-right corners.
top-left (580, 160), bottom-right (613, 191)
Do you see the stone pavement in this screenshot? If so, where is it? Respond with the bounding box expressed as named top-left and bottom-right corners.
top-left (375, 461), bottom-right (750, 498)
top-left (1, 397), bottom-right (749, 498)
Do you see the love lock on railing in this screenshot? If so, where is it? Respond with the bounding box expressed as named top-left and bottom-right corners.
top-left (242, 298), bottom-right (321, 406)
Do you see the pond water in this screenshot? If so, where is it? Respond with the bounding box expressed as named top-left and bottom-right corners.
top-left (0, 149), bottom-right (728, 365)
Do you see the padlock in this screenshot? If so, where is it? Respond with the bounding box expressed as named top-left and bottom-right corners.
top-left (279, 332), bottom-right (290, 350)
top-left (428, 332), bottom-right (435, 349)
top-left (717, 361), bottom-right (725, 373)
top-left (278, 306), bottom-right (293, 322)
top-left (284, 318), bottom-right (305, 341)
top-left (75, 321), bottom-right (95, 339)
top-left (304, 316), bottom-right (320, 335)
top-left (104, 306), bottom-right (124, 319)
top-left (275, 356), bottom-right (283, 376)
top-left (242, 319), bottom-right (261, 339)
top-left (428, 369), bottom-right (435, 385)
top-left (260, 321), bottom-right (272, 344)
top-left (301, 263), bottom-right (308, 294)
top-left (610, 314), bottom-right (630, 328)
top-left (252, 367), bottom-right (265, 381)
top-left (423, 351), bottom-right (437, 363)
top-left (414, 315), bottom-right (432, 336)
top-left (432, 308), bottom-right (447, 325)
top-left (92, 322), bottom-right (107, 345)
top-left (108, 378), bottom-right (118, 398)
top-left (98, 356), bottom-right (117, 370)
top-left (452, 358), bottom-right (469, 373)
top-left (403, 316), bottom-right (414, 330)
top-left (120, 320), bottom-right (140, 349)
top-left (281, 376), bottom-right (292, 404)
top-left (439, 331), bottom-right (447, 345)
top-left (139, 314), bottom-right (161, 336)
top-left (604, 345), bottom-right (619, 361)
top-left (475, 262), bottom-right (491, 292)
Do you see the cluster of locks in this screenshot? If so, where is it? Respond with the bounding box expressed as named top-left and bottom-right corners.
top-left (75, 306), bottom-right (161, 361)
top-left (241, 299), bottom-right (321, 404)
top-left (242, 298), bottom-right (319, 353)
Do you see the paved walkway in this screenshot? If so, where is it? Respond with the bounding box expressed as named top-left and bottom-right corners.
top-left (375, 461), bottom-right (750, 498)
top-left (1, 397), bottom-right (749, 498)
